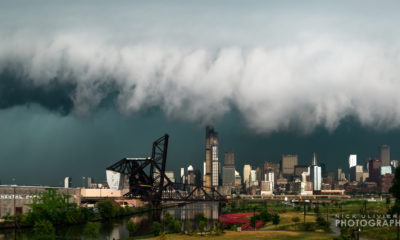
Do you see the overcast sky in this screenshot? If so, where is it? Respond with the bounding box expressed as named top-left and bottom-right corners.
top-left (1, 1), bottom-right (400, 186)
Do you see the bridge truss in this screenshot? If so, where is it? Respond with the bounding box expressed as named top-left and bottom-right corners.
top-left (106, 134), bottom-right (226, 205)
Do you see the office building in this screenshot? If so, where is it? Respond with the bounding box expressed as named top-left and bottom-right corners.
top-left (281, 155), bottom-right (298, 177)
top-left (64, 177), bottom-right (72, 188)
top-left (0, 186), bottom-right (81, 217)
top-left (222, 166), bottom-right (235, 186)
top-left (294, 165), bottom-right (308, 177)
top-left (204, 126), bottom-right (219, 187)
top-left (380, 145), bottom-right (390, 166)
top-left (350, 165), bottom-right (363, 182)
top-left (250, 170), bottom-right (258, 186)
top-left (310, 165), bottom-right (322, 191)
top-left (222, 152), bottom-right (235, 186)
top-left (260, 181), bottom-right (273, 196)
top-left (243, 164), bottom-right (251, 188)
top-left (391, 160), bottom-right (399, 168)
top-left (224, 152), bottom-right (235, 166)
top-left (349, 154), bottom-right (357, 169)
top-left (262, 162), bottom-right (279, 185)
top-left (180, 168), bottom-right (185, 184)
top-left (380, 174), bottom-right (395, 193)
top-left (165, 171), bottom-right (175, 183)
top-left (368, 158), bottom-right (382, 183)
top-left (380, 166), bottom-right (392, 175)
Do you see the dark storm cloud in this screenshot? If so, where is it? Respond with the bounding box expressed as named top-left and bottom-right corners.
top-left (0, 70), bottom-right (75, 115)
top-left (1, 1), bottom-right (400, 134)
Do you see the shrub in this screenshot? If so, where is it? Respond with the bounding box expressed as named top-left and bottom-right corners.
top-left (185, 220), bottom-right (192, 233)
top-left (98, 200), bottom-right (118, 219)
top-left (314, 205), bottom-right (320, 214)
top-left (152, 222), bottom-right (162, 236)
top-left (300, 222), bottom-right (315, 231)
top-left (272, 213), bottom-right (280, 225)
top-left (292, 216), bottom-right (300, 223)
top-left (214, 222), bottom-right (223, 235)
top-left (172, 220), bottom-right (182, 233)
top-left (126, 219), bottom-right (137, 236)
top-left (316, 215), bottom-right (326, 227)
top-left (33, 220), bottom-right (55, 240)
top-left (83, 222), bottom-right (100, 240)
top-left (198, 220), bottom-right (207, 233)
top-left (260, 209), bottom-right (272, 222)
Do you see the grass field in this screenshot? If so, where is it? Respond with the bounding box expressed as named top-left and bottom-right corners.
top-left (140, 231), bottom-right (336, 240)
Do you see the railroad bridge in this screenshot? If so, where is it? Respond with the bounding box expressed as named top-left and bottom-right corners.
top-left (106, 134), bottom-right (226, 210)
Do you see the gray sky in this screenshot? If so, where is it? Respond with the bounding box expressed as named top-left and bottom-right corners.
top-left (1, 1), bottom-right (400, 185)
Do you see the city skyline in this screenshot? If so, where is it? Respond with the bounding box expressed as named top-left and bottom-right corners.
top-left (2, 1), bottom-right (400, 186)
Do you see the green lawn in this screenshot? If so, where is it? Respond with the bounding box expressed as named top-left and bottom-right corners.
top-left (138, 231), bottom-right (336, 240)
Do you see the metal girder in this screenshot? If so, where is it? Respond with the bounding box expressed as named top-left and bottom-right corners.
top-left (106, 134), bottom-right (226, 203)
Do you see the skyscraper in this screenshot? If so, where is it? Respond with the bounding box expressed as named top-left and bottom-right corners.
top-left (380, 145), bottom-right (390, 166)
top-left (205, 126), bottom-right (219, 188)
top-left (310, 166), bottom-right (321, 191)
top-left (222, 152), bottom-right (235, 186)
top-left (64, 177), bottom-right (72, 188)
top-left (281, 155), bottom-right (298, 178)
top-left (349, 154), bottom-right (357, 169)
top-left (368, 158), bottom-right (382, 183)
top-left (312, 152), bottom-right (317, 166)
top-left (243, 164), bottom-right (251, 188)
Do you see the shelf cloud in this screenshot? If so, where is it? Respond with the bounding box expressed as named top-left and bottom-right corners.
top-left (1, 1), bottom-right (400, 134)
top-left (1, 33), bottom-right (400, 134)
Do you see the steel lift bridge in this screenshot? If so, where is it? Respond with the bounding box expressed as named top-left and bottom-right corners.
top-left (106, 134), bottom-right (226, 208)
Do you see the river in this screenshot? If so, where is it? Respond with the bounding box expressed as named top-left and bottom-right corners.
top-left (0, 202), bottom-right (220, 240)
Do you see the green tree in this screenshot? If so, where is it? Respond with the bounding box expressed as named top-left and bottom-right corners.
top-left (126, 219), bottom-right (137, 236)
top-left (272, 213), bottom-right (280, 225)
top-left (185, 220), bottom-right (192, 233)
top-left (98, 200), bottom-right (118, 219)
top-left (33, 220), bottom-right (55, 240)
top-left (168, 220), bottom-right (181, 233)
top-left (152, 222), bottom-right (162, 236)
top-left (83, 222), bottom-right (100, 240)
top-left (198, 220), bottom-right (207, 234)
top-left (250, 216), bottom-right (256, 228)
top-left (390, 167), bottom-right (400, 211)
top-left (162, 211), bottom-right (174, 232)
top-left (259, 209), bottom-right (272, 222)
top-left (27, 189), bottom-right (81, 225)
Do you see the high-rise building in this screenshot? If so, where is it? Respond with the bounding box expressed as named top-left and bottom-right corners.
top-left (243, 164), bottom-right (251, 188)
top-left (281, 155), bottom-right (298, 177)
top-left (224, 152), bottom-right (235, 166)
top-left (368, 158), bottom-right (382, 183)
top-left (250, 170), bottom-right (258, 186)
top-left (380, 166), bottom-right (392, 175)
top-left (380, 145), bottom-right (390, 166)
top-left (349, 154), bottom-right (357, 169)
top-left (262, 162), bottom-right (279, 185)
top-left (64, 177), bottom-right (72, 188)
top-left (222, 152), bottom-right (235, 186)
top-left (391, 160), bottom-right (399, 168)
top-left (222, 166), bottom-right (235, 186)
top-left (350, 165), bottom-right (363, 182)
top-left (205, 126), bottom-right (219, 187)
top-left (310, 165), bottom-right (321, 191)
top-left (180, 168), bottom-right (185, 184)
top-left (312, 152), bottom-right (318, 166)
top-left (165, 171), bottom-right (175, 183)
top-left (294, 165), bottom-right (308, 177)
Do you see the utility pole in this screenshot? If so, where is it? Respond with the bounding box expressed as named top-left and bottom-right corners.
top-left (326, 203), bottom-right (329, 227)
top-left (303, 202), bottom-right (306, 223)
